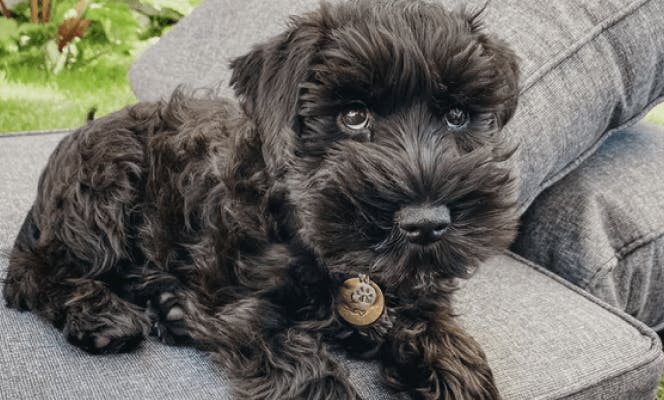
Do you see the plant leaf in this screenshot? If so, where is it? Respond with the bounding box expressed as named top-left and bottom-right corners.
top-left (0, 18), bottom-right (18, 43)
top-left (85, 2), bottom-right (140, 45)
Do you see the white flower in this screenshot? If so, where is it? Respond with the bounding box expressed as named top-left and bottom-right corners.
top-left (67, 43), bottom-right (78, 57)
top-left (63, 9), bottom-right (78, 19)
top-left (19, 35), bottom-right (31, 46)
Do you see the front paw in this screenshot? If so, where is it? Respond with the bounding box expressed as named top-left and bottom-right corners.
top-left (383, 319), bottom-right (501, 400)
top-left (63, 295), bottom-right (150, 354)
top-left (149, 291), bottom-right (192, 345)
top-left (420, 365), bottom-right (499, 400)
top-left (2, 269), bottom-right (31, 311)
top-left (384, 362), bottom-right (500, 400)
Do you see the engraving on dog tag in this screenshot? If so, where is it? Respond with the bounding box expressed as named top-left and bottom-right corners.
top-left (336, 273), bottom-right (384, 326)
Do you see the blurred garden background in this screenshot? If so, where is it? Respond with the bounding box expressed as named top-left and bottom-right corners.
top-left (0, 0), bottom-right (663, 132)
top-left (0, 0), bottom-right (201, 132)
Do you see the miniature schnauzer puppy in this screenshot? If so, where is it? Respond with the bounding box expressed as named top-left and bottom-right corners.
top-left (3, 1), bottom-right (520, 399)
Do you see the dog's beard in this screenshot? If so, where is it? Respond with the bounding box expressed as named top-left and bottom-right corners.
top-left (293, 141), bottom-right (517, 290)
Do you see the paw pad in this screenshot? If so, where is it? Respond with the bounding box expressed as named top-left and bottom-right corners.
top-left (93, 335), bottom-right (111, 349)
top-left (149, 291), bottom-right (190, 345)
top-left (166, 306), bottom-right (184, 321)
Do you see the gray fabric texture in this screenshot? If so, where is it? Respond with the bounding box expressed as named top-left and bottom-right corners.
top-left (513, 121), bottom-right (664, 331)
top-left (128, 0), bottom-right (664, 214)
top-left (1, 129), bottom-right (663, 399)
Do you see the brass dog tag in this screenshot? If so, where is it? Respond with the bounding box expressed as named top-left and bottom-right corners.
top-left (336, 274), bottom-right (384, 326)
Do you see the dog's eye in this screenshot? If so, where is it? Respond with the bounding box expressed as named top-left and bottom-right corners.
top-left (445, 108), bottom-right (469, 130)
top-left (340, 107), bottom-right (370, 131)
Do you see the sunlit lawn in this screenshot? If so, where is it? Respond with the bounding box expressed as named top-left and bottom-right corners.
top-left (0, 53), bottom-right (136, 132)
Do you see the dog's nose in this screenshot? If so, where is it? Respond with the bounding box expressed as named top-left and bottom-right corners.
top-left (398, 205), bottom-right (451, 245)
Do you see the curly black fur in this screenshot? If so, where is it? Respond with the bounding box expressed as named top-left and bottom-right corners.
top-left (3, 1), bottom-right (520, 399)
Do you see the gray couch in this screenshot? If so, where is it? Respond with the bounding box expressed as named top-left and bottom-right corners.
top-left (3, 0), bottom-right (664, 398)
top-left (1, 126), bottom-right (662, 399)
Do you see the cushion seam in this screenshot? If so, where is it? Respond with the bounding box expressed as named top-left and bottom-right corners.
top-left (519, 0), bottom-right (653, 94)
top-left (516, 95), bottom-right (664, 216)
top-left (584, 228), bottom-right (664, 290)
top-left (506, 251), bottom-right (662, 399)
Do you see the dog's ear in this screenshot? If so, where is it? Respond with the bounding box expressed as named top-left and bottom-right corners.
top-left (229, 45), bottom-right (265, 117)
top-left (464, 8), bottom-right (520, 129)
top-left (229, 10), bottom-right (325, 176)
top-left (480, 37), bottom-right (520, 128)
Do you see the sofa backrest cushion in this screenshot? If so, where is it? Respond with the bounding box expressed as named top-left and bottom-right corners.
top-left (129, 0), bottom-right (664, 214)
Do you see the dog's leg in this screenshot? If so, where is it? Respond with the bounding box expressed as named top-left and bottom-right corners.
top-left (183, 296), bottom-right (361, 400)
top-left (3, 212), bottom-right (150, 355)
top-left (382, 314), bottom-right (500, 400)
top-left (4, 235), bottom-right (150, 354)
top-left (5, 244), bottom-right (149, 354)
top-left (3, 125), bottom-right (149, 354)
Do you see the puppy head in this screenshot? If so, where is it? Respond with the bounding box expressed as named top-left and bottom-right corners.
top-left (231, 0), bottom-right (520, 290)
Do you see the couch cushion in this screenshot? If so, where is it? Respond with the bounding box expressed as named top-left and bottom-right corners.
top-left (128, 0), bottom-right (664, 215)
top-left (1, 131), bottom-right (662, 399)
top-left (513, 122), bottom-right (664, 331)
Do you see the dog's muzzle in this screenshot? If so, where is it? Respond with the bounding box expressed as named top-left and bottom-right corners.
top-left (397, 204), bottom-right (451, 245)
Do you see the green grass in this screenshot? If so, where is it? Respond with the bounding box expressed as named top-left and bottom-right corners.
top-left (0, 55), bottom-right (136, 132)
top-left (646, 103), bottom-right (664, 127)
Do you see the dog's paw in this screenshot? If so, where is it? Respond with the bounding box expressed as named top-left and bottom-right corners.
top-left (63, 302), bottom-right (149, 354)
top-left (149, 291), bottom-right (191, 345)
top-left (2, 278), bottom-right (26, 310)
top-left (2, 268), bottom-right (35, 311)
top-left (64, 324), bottom-right (145, 354)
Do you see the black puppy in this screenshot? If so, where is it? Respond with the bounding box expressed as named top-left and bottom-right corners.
top-left (3, 1), bottom-right (519, 399)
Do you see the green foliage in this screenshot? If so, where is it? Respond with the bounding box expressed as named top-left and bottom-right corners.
top-left (0, 0), bottom-right (201, 74)
top-left (0, 0), bottom-right (202, 132)
top-left (0, 18), bottom-right (19, 52)
top-left (17, 22), bottom-right (57, 48)
top-left (134, 0), bottom-right (199, 19)
top-left (86, 2), bottom-right (140, 50)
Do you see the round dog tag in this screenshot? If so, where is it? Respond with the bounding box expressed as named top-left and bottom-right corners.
top-left (336, 274), bottom-right (384, 326)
